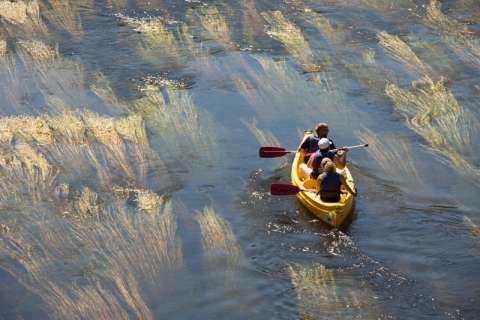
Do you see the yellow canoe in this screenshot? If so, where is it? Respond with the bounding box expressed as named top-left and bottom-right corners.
top-left (290, 132), bottom-right (356, 227)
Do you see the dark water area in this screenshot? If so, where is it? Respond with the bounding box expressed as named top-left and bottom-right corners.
top-left (0, 0), bottom-right (480, 319)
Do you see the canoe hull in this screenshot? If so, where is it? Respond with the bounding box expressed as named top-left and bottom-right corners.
top-left (290, 132), bottom-right (355, 228)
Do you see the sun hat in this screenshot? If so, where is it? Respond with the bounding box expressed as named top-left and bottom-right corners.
top-left (318, 138), bottom-right (330, 150)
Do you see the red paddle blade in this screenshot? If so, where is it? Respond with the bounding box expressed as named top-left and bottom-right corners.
top-left (259, 146), bottom-right (289, 158)
top-left (270, 183), bottom-right (301, 195)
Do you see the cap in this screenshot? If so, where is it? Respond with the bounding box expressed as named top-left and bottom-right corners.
top-left (318, 138), bottom-right (330, 150)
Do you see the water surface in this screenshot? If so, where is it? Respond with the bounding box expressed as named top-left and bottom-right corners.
top-left (0, 0), bottom-right (479, 319)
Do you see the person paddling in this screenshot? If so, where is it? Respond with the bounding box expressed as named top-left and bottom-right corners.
top-left (299, 122), bottom-right (336, 155)
top-left (308, 138), bottom-right (336, 178)
top-left (317, 159), bottom-right (356, 202)
top-left (299, 138), bottom-right (343, 178)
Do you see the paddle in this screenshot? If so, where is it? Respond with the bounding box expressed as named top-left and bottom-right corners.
top-left (258, 146), bottom-right (298, 158)
top-left (259, 143), bottom-right (369, 158)
top-left (331, 143), bottom-right (368, 152)
top-left (270, 183), bottom-right (316, 196)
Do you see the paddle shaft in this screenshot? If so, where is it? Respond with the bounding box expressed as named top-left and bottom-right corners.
top-left (330, 143), bottom-right (368, 152)
top-left (259, 143), bottom-right (368, 158)
top-left (270, 183), bottom-right (317, 195)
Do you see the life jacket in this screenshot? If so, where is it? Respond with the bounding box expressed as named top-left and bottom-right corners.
top-left (310, 150), bottom-right (335, 178)
top-left (308, 136), bottom-right (320, 153)
top-left (320, 172), bottom-right (341, 202)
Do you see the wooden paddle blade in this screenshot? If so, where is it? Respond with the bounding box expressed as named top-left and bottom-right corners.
top-left (270, 183), bottom-right (301, 195)
top-left (259, 146), bottom-right (289, 158)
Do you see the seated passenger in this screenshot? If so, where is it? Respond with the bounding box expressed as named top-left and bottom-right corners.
top-left (317, 159), bottom-right (356, 202)
top-left (299, 138), bottom-right (336, 179)
top-left (308, 138), bottom-right (336, 179)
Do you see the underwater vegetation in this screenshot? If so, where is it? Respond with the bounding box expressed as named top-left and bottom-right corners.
top-left (423, 0), bottom-right (480, 70)
top-left (385, 77), bottom-right (480, 184)
top-left (239, 0), bottom-right (265, 46)
top-left (132, 84), bottom-right (219, 164)
top-left (0, 0), bottom-right (48, 35)
top-left (230, 54), bottom-right (351, 128)
top-left (40, 0), bottom-right (83, 38)
top-left (243, 118), bottom-right (281, 148)
top-left (261, 10), bottom-right (320, 73)
top-left (289, 263), bottom-right (383, 319)
top-left (119, 15), bottom-right (191, 70)
top-left (378, 31), bottom-right (436, 80)
top-left (195, 206), bottom-right (241, 288)
top-left (188, 5), bottom-right (238, 51)
top-left (0, 196), bottom-right (184, 319)
top-left (357, 128), bottom-right (420, 183)
top-left (0, 111), bottom-right (166, 206)
top-left (0, 38), bottom-right (87, 114)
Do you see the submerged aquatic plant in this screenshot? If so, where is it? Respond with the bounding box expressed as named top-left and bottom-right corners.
top-left (0, 197), bottom-right (184, 319)
top-left (231, 54), bottom-right (350, 128)
top-left (0, 115), bottom-right (53, 144)
top-left (135, 189), bottom-right (164, 214)
top-left (133, 84), bottom-right (218, 164)
top-left (191, 5), bottom-right (237, 51)
top-left (345, 49), bottom-right (398, 99)
top-left (239, 0), bottom-right (265, 45)
top-left (195, 206), bottom-right (241, 287)
top-left (357, 129), bottom-right (420, 183)
top-left (321, 0), bottom-right (415, 13)
top-left (90, 72), bottom-right (131, 114)
top-left (0, 53), bottom-right (36, 114)
top-left (0, 0), bottom-right (48, 35)
top-left (362, 48), bottom-right (376, 65)
top-left (243, 118), bottom-right (281, 147)
top-left (0, 0), bottom-right (28, 24)
top-left (385, 77), bottom-right (480, 182)
top-left (120, 15), bottom-right (186, 70)
top-left (0, 143), bottom-right (58, 205)
top-left (421, 0), bottom-right (480, 70)
top-left (16, 39), bottom-right (58, 64)
top-left (378, 31), bottom-right (435, 79)
top-left (0, 111), bottom-right (146, 148)
top-left (0, 39), bottom-right (6, 56)
top-left (42, 282), bottom-right (138, 320)
top-left (73, 186), bottom-right (100, 218)
top-left (0, 0), bottom-right (41, 25)
top-left (41, 0), bottom-right (83, 37)
top-left (106, 0), bottom-right (128, 10)
top-left (424, 0), bottom-right (472, 36)
top-left (289, 263), bottom-right (383, 319)
top-left (261, 11), bottom-right (319, 72)
top-left (0, 110), bottom-right (166, 205)
top-left (4, 39), bottom-right (87, 112)
top-left (443, 35), bottom-right (480, 70)
top-left (302, 7), bottom-right (346, 46)
top-left (243, 118), bottom-right (286, 166)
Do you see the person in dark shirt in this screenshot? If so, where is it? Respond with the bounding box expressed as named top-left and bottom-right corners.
top-left (299, 122), bottom-right (336, 154)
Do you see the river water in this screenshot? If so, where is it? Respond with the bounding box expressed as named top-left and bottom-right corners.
top-left (0, 0), bottom-right (479, 319)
